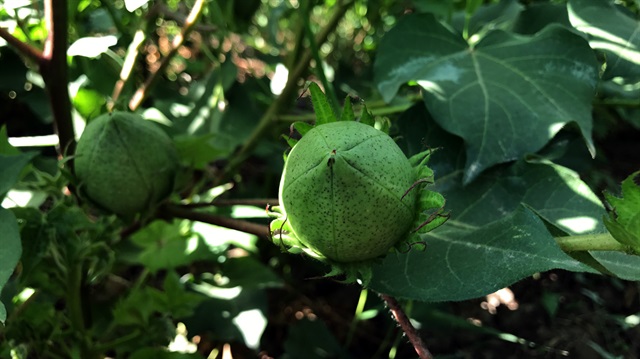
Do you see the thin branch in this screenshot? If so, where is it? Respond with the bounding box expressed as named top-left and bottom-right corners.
top-left (379, 293), bottom-right (433, 359)
top-left (180, 198), bottom-right (280, 208)
top-left (129, 0), bottom-right (206, 111)
top-left (0, 27), bottom-right (43, 61)
top-left (110, 29), bottom-right (146, 110)
top-left (217, 0), bottom-right (354, 184)
top-left (41, 0), bottom-right (75, 157)
top-left (162, 204), bottom-right (270, 238)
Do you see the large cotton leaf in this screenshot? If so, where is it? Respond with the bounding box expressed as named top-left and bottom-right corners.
top-left (369, 150), bottom-right (606, 301)
top-left (568, 0), bottom-right (640, 80)
top-left (370, 207), bottom-right (590, 302)
top-left (375, 14), bottom-right (598, 184)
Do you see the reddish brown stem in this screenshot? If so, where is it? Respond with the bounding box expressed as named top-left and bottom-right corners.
top-left (162, 204), bottom-right (270, 238)
top-left (0, 1), bottom-right (75, 157)
top-left (41, 0), bottom-right (75, 157)
top-left (181, 198), bottom-right (280, 208)
top-left (0, 27), bottom-right (43, 61)
top-left (379, 293), bottom-right (433, 359)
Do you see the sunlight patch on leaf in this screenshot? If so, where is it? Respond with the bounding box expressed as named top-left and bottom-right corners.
top-left (557, 216), bottom-right (599, 234)
top-left (68, 36), bottom-right (118, 58)
top-left (232, 309), bottom-right (267, 350)
top-left (568, 0), bottom-right (640, 80)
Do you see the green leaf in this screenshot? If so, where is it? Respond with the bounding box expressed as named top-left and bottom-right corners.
top-left (568, 0), bottom-right (640, 80)
top-left (309, 82), bottom-right (336, 125)
top-left (359, 104), bottom-right (375, 126)
top-left (293, 121), bottom-right (314, 136)
top-left (590, 251), bottom-right (640, 281)
top-left (452, 0), bottom-right (524, 35)
top-left (0, 207), bottom-right (21, 324)
top-left (160, 270), bottom-right (205, 318)
top-left (603, 171), bottom-right (640, 252)
top-left (375, 14), bottom-right (598, 183)
top-left (130, 220), bottom-right (223, 272)
top-left (174, 134), bottom-right (227, 170)
top-left (72, 87), bottom-right (106, 119)
top-left (283, 318), bottom-right (350, 359)
top-left (218, 257), bottom-right (283, 289)
top-left (0, 126), bottom-right (20, 155)
top-left (370, 206), bottom-right (588, 302)
top-left (369, 147), bottom-right (607, 301)
top-left (339, 97), bottom-right (355, 122)
top-left (0, 128), bottom-right (38, 198)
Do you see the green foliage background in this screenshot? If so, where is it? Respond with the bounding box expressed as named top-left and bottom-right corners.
top-left (1, 0), bottom-right (640, 358)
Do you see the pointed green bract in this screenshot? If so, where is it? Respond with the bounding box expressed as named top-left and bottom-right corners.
top-left (308, 82), bottom-right (336, 125)
top-left (339, 97), bottom-right (355, 122)
top-left (359, 105), bottom-right (375, 127)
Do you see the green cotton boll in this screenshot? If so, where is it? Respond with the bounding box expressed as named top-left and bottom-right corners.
top-left (74, 111), bottom-right (178, 218)
top-left (279, 121), bottom-right (417, 263)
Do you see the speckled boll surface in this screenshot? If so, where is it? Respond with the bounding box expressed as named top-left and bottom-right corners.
top-left (279, 121), bottom-right (417, 262)
top-left (75, 112), bottom-right (178, 218)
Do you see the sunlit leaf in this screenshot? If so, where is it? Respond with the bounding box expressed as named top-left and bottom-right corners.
top-left (568, 0), bottom-right (640, 80)
top-left (375, 14), bottom-right (598, 183)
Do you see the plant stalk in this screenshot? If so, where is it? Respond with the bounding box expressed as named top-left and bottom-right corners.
top-left (42, 0), bottom-right (76, 157)
top-left (555, 232), bottom-right (626, 252)
top-left (379, 293), bottom-right (433, 359)
top-left (162, 204), bottom-right (270, 238)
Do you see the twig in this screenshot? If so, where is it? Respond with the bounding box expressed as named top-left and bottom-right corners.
top-left (162, 204), bottom-right (270, 238)
top-left (379, 293), bottom-right (433, 359)
top-left (129, 0), bottom-right (206, 111)
top-left (0, 27), bottom-right (43, 61)
top-left (180, 198), bottom-right (279, 208)
top-left (216, 0), bottom-right (354, 184)
top-left (110, 29), bottom-right (146, 109)
top-left (41, 0), bottom-right (75, 157)
top-left (2, 2), bottom-right (75, 157)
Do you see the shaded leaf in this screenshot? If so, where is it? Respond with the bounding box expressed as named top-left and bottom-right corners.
top-left (590, 251), bottom-right (640, 281)
top-left (451, 0), bottom-right (524, 35)
top-left (369, 135), bottom-right (607, 301)
top-left (174, 134), bottom-right (227, 170)
top-left (370, 206), bottom-right (589, 302)
top-left (375, 14), bottom-right (598, 183)
top-left (283, 318), bottom-right (351, 359)
top-left (130, 220), bottom-right (224, 272)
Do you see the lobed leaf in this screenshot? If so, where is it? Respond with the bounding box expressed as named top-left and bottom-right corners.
top-left (375, 14), bottom-right (598, 183)
top-left (371, 206), bottom-right (590, 302)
